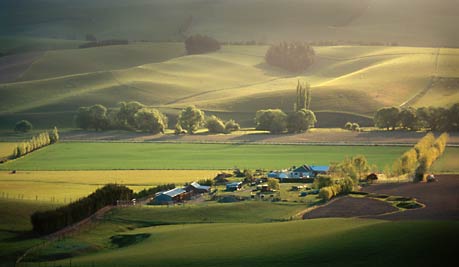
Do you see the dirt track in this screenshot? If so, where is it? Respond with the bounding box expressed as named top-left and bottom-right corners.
top-left (303, 175), bottom-right (458, 221)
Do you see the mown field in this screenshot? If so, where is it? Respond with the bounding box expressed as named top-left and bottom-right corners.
top-left (0, 143), bottom-right (409, 171)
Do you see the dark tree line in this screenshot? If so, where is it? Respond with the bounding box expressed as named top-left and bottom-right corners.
top-left (185, 34), bottom-right (220, 55)
top-left (265, 42), bottom-right (315, 72)
top-left (75, 102), bottom-right (168, 134)
top-left (79, 39), bottom-right (129, 49)
top-left (31, 184), bottom-right (133, 235)
top-left (374, 104), bottom-right (459, 131)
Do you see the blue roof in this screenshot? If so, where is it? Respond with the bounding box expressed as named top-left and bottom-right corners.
top-left (310, 166), bottom-right (329, 172)
top-left (226, 182), bottom-right (242, 187)
top-left (292, 165), bottom-right (311, 172)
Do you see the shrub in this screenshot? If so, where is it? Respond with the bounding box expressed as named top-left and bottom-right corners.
top-left (206, 115), bottom-right (226, 133)
top-left (178, 106), bottom-right (205, 134)
top-left (351, 123), bottom-right (360, 131)
top-left (14, 120), bottom-right (33, 132)
top-left (344, 122), bottom-right (352, 130)
top-left (255, 109), bottom-right (287, 134)
top-left (134, 108), bottom-right (168, 134)
top-left (319, 187), bottom-right (333, 201)
top-left (287, 109), bottom-right (316, 133)
top-left (225, 119), bottom-right (240, 133)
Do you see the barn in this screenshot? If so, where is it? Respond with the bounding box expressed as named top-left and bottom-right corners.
top-left (153, 188), bottom-right (189, 205)
top-left (185, 182), bottom-right (211, 195)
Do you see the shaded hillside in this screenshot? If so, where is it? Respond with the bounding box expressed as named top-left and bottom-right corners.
top-left (1, 0), bottom-right (458, 48)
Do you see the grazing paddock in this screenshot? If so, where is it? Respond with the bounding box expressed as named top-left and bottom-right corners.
top-left (0, 142), bottom-right (407, 171)
top-left (0, 170), bottom-right (217, 202)
top-left (0, 142), bottom-right (17, 159)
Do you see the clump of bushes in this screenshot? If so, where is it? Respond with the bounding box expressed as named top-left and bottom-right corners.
top-left (265, 42), bottom-right (315, 72)
top-left (344, 122), bottom-right (360, 131)
top-left (205, 116), bottom-right (241, 134)
top-left (75, 101), bottom-right (168, 134)
top-left (185, 34), bottom-right (220, 55)
top-left (318, 177), bottom-right (354, 201)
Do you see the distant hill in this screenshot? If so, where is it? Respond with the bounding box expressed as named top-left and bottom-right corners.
top-left (0, 43), bottom-right (457, 129)
top-left (1, 0), bottom-right (458, 48)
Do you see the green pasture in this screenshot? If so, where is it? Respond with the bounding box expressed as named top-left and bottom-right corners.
top-left (39, 218), bottom-right (458, 267)
top-left (0, 143), bottom-right (408, 171)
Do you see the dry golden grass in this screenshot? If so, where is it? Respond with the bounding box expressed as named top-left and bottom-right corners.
top-left (0, 170), bottom-right (218, 202)
top-left (0, 142), bottom-right (17, 158)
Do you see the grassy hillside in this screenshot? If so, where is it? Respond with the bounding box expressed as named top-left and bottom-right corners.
top-left (18, 42), bottom-right (185, 81)
top-left (1, 0), bottom-right (458, 47)
top-left (1, 44), bottom-right (457, 129)
top-left (0, 143), bottom-right (408, 171)
top-left (36, 218), bottom-right (458, 267)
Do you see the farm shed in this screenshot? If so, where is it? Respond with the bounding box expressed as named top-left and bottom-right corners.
top-left (185, 182), bottom-right (211, 195)
top-left (153, 188), bottom-right (189, 205)
top-left (226, 182), bottom-right (243, 191)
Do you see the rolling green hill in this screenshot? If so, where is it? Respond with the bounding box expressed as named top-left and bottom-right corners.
top-left (33, 218), bottom-right (459, 267)
top-left (1, 0), bottom-right (459, 47)
top-left (0, 44), bottom-right (458, 129)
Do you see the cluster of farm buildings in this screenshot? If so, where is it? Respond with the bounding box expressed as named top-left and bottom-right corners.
top-left (152, 164), bottom-right (329, 205)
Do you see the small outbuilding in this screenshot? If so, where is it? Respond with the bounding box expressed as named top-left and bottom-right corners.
top-left (226, 182), bottom-right (243, 191)
top-left (185, 182), bottom-right (211, 195)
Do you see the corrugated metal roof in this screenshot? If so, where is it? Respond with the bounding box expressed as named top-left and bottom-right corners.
top-left (191, 182), bottom-right (211, 191)
top-left (162, 188), bottom-right (186, 197)
top-left (293, 165), bottom-right (311, 172)
top-left (310, 166), bottom-right (329, 172)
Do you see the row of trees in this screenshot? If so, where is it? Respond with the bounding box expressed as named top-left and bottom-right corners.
top-left (75, 102), bottom-right (168, 134)
top-left (31, 184), bottom-right (133, 235)
top-left (12, 127), bottom-right (59, 159)
top-left (391, 133), bottom-right (448, 181)
top-left (75, 103), bottom-right (241, 135)
top-left (255, 108), bottom-right (317, 134)
top-left (265, 42), bottom-right (315, 72)
top-left (374, 104), bottom-right (459, 131)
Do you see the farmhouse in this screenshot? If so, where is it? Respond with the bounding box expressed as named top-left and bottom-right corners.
top-left (153, 188), bottom-right (189, 205)
top-left (226, 181), bottom-right (243, 191)
top-left (185, 182), bottom-right (211, 195)
top-left (268, 164), bottom-right (329, 179)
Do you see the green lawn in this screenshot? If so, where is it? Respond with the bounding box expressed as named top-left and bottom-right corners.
top-left (0, 143), bottom-right (408, 171)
